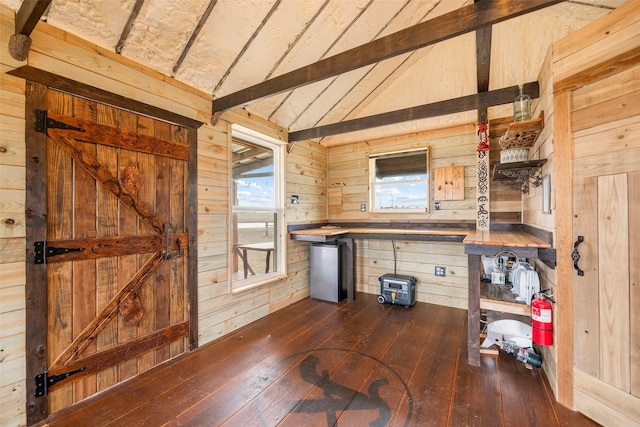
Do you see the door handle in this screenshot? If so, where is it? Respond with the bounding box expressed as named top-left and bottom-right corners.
top-left (572, 236), bottom-right (584, 276)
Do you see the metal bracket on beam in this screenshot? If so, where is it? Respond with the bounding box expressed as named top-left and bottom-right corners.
top-left (34, 241), bottom-right (84, 264)
top-left (35, 367), bottom-right (85, 397)
top-left (34, 110), bottom-right (85, 135)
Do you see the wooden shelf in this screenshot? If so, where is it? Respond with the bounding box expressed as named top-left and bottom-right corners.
top-left (480, 282), bottom-right (531, 316)
top-left (498, 117), bottom-right (544, 150)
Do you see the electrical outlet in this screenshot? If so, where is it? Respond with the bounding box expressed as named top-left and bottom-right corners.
top-left (435, 266), bottom-right (446, 277)
top-left (360, 203), bottom-right (366, 212)
top-left (291, 195), bottom-right (299, 204)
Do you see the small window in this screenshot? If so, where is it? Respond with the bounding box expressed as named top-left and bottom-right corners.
top-left (369, 148), bottom-right (430, 212)
top-left (230, 124), bottom-right (286, 292)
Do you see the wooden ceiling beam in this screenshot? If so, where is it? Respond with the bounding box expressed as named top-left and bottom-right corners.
top-left (287, 82), bottom-right (539, 142)
top-left (475, 0), bottom-right (492, 123)
top-left (14, 0), bottom-right (51, 35)
top-left (213, 0), bottom-right (561, 114)
top-left (9, 0), bottom-right (51, 60)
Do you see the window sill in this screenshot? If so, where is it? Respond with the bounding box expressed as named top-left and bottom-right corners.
top-left (229, 272), bottom-right (288, 295)
top-left (371, 209), bottom-right (430, 214)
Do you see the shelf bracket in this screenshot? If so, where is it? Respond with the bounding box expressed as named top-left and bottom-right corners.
top-left (492, 159), bottom-right (547, 194)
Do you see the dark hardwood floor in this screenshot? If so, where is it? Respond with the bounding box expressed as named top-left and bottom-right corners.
top-left (36, 293), bottom-right (598, 426)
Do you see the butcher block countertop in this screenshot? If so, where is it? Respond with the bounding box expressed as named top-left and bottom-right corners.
top-left (289, 227), bottom-right (470, 236)
top-left (289, 227), bottom-right (350, 237)
top-left (289, 226), bottom-right (470, 242)
top-left (288, 224), bottom-right (553, 249)
top-left (463, 229), bottom-right (552, 248)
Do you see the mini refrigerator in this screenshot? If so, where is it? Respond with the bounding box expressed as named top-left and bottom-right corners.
top-left (310, 242), bottom-right (347, 303)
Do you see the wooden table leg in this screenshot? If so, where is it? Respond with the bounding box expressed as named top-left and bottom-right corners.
top-left (242, 249), bottom-right (249, 278)
top-left (340, 238), bottom-right (355, 302)
top-left (468, 254), bottom-right (481, 366)
top-left (265, 250), bottom-right (271, 273)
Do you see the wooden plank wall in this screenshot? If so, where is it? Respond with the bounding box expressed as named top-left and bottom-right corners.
top-left (327, 126), bottom-right (476, 309)
top-left (0, 6), bottom-right (321, 425)
top-left (0, 6), bottom-right (28, 427)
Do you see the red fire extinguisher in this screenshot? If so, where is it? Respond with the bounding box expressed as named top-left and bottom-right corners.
top-left (531, 291), bottom-right (554, 346)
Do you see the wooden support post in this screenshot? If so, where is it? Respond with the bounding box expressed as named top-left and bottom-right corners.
top-left (467, 254), bottom-right (482, 366)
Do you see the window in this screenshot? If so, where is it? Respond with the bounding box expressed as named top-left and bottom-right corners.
top-left (369, 148), bottom-right (430, 212)
top-left (230, 124), bottom-right (286, 292)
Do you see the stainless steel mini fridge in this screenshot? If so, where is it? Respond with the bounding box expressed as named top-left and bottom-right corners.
top-left (310, 242), bottom-right (347, 303)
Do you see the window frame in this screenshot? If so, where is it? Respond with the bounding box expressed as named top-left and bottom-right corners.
top-left (369, 147), bottom-right (430, 214)
top-left (229, 124), bottom-right (287, 294)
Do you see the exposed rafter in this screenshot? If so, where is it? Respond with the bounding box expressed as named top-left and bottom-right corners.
top-left (116, 0), bottom-right (145, 55)
top-left (172, 0), bottom-right (218, 76)
top-left (267, 0), bottom-right (375, 124)
top-left (213, 0), bottom-right (283, 93)
top-left (212, 0), bottom-right (562, 114)
top-left (286, 0), bottom-right (410, 130)
top-left (288, 82), bottom-right (539, 142)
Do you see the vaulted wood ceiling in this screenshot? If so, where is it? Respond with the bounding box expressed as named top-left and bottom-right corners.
top-left (4, 0), bottom-right (624, 145)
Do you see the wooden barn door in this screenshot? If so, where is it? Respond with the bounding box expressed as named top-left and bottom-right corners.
top-left (26, 86), bottom-right (194, 418)
top-left (570, 64), bottom-right (640, 425)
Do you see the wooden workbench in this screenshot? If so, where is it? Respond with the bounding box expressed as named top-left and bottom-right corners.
top-left (463, 229), bottom-right (554, 366)
top-left (289, 224), bottom-right (472, 303)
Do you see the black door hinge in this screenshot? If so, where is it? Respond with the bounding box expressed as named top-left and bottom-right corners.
top-left (34, 241), bottom-right (84, 264)
top-left (35, 367), bottom-right (85, 397)
top-left (34, 110), bottom-right (85, 134)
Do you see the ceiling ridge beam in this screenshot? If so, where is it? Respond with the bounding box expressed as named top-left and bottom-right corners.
top-left (213, 0), bottom-right (561, 114)
top-left (287, 82), bottom-right (539, 142)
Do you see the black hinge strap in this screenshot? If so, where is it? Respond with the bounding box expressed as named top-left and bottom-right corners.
top-left (34, 110), bottom-right (85, 134)
top-left (34, 241), bottom-right (84, 264)
top-left (35, 367), bottom-right (85, 397)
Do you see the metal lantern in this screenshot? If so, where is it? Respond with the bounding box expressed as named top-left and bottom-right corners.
top-left (477, 122), bottom-right (489, 151)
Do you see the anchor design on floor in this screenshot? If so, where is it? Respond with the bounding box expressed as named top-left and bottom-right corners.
top-left (290, 355), bottom-right (391, 427)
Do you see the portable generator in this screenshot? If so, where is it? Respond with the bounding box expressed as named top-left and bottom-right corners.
top-left (377, 273), bottom-right (417, 307)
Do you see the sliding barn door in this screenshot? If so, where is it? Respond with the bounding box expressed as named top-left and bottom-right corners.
top-left (571, 64), bottom-right (640, 425)
top-left (27, 87), bottom-right (193, 416)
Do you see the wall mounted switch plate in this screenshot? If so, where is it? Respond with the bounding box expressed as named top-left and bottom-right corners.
top-left (435, 266), bottom-right (446, 277)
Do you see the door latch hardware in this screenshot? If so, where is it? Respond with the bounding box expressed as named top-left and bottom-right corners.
top-left (35, 367), bottom-right (85, 397)
top-left (572, 236), bottom-right (584, 276)
top-left (163, 224), bottom-right (183, 259)
top-left (34, 241), bottom-right (84, 264)
top-left (34, 110), bottom-right (85, 134)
